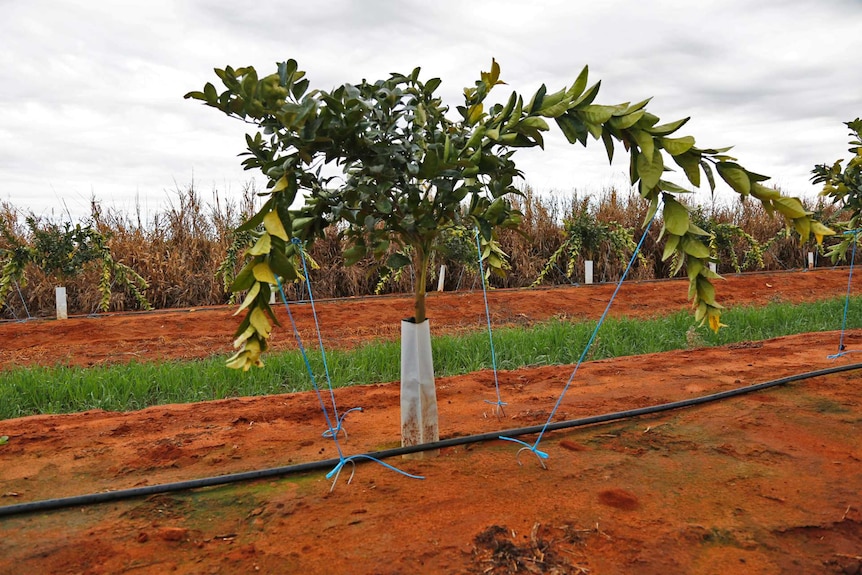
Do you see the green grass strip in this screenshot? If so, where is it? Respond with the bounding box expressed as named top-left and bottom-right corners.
top-left (1, 296), bottom-right (859, 420)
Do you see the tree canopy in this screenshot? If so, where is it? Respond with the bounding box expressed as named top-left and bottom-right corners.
top-left (187, 59), bottom-right (832, 370)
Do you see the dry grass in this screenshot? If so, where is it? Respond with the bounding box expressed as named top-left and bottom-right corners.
top-left (0, 181), bottom-right (839, 318)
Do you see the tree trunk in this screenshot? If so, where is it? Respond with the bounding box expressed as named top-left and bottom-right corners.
top-left (400, 244), bottom-right (438, 456)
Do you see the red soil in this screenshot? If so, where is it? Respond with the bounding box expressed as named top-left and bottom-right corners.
top-left (1, 269), bottom-right (861, 574)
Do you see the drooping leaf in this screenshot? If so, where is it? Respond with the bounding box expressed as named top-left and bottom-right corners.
top-left (662, 234), bottom-right (681, 261)
top-left (247, 232), bottom-right (272, 256)
top-left (680, 236), bottom-right (711, 258)
top-left (252, 262), bottom-right (278, 284)
top-left (233, 282), bottom-right (261, 316)
top-left (774, 196), bottom-right (809, 219)
top-left (636, 148), bottom-right (664, 190)
top-left (663, 197), bottom-right (690, 236)
top-left (672, 151), bottom-right (701, 187)
top-left (716, 162), bottom-right (751, 196)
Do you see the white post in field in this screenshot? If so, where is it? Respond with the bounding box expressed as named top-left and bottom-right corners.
top-left (709, 262), bottom-right (717, 274)
top-left (270, 290), bottom-right (276, 305)
top-left (437, 265), bottom-right (446, 292)
top-left (55, 286), bottom-right (68, 320)
top-left (584, 260), bottom-right (594, 284)
top-left (808, 252), bottom-right (814, 270)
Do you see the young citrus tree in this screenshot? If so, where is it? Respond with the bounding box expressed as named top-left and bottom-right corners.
top-left (187, 59), bottom-right (830, 447)
top-left (812, 118), bottom-right (862, 259)
top-left (0, 217), bottom-right (151, 315)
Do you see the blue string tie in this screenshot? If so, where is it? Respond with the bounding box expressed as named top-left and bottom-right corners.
top-left (276, 241), bottom-right (422, 489)
top-left (503, 209), bottom-right (657, 468)
top-left (474, 229), bottom-right (507, 418)
top-left (829, 229), bottom-right (860, 359)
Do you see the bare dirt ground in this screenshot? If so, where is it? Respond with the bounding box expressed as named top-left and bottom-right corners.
top-left (1, 269), bottom-right (861, 574)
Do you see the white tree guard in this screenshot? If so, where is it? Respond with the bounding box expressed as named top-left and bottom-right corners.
top-left (400, 319), bottom-right (439, 450)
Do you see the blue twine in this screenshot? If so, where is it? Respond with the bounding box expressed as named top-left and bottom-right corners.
top-left (276, 276), bottom-right (345, 460)
top-left (828, 229), bottom-right (860, 359)
top-left (474, 229), bottom-right (507, 416)
top-left (291, 238), bottom-right (359, 438)
top-left (276, 246), bottom-right (421, 489)
top-left (500, 209), bottom-right (657, 465)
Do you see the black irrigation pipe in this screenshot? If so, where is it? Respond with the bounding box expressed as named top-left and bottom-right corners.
top-left (2, 362), bottom-right (861, 519)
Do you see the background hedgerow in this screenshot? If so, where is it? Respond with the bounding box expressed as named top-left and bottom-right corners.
top-left (0, 181), bottom-right (844, 319)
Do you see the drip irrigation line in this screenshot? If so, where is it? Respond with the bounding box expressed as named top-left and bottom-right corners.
top-left (2, 362), bottom-right (859, 519)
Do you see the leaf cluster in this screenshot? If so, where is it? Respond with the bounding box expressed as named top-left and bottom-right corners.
top-left (812, 118), bottom-right (862, 261)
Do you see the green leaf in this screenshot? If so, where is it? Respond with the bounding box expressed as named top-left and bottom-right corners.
top-left (556, 114), bottom-right (588, 146)
top-left (230, 260), bottom-right (257, 292)
top-left (662, 234), bottom-right (681, 261)
top-left (567, 66), bottom-right (589, 100)
top-left (672, 151), bottom-right (701, 187)
top-left (579, 105), bottom-right (617, 125)
top-left (647, 117), bottom-right (690, 136)
top-left (269, 248), bottom-right (298, 281)
top-left (237, 198), bottom-right (276, 233)
top-left (696, 276), bottom-right (718, 306)
top-left (700, 160), bottom-right (716, 192)
top-left (629, 129), bottom-right (655, 160)
top-left (572, 81), bottom-right (601, 108)
top-left (658, 180), bottom-right (693, 194)
top-left (750, 183), bottom-right (781, 201)
top-left (660, 135), bottom-right (695, 156)
top-left (601, 130), bottom-right (615, 163)
top-left (680, 236), bottom-right (711, 258)
top-left (663, 197), bottom-right (690, 236)
top-left (386, 252), bottom-right (411, 269)
top-left (609, 108), bottom-right (646, 130)
top-left (636, 148), bottom-right (663, 190)
top-left (291, 216), bottom-right (316, 233)
top-left (343, 244), bottom-right (367, 266)
top-left (716, 162), bottom-right (751, 196)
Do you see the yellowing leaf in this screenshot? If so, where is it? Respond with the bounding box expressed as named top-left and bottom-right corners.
top-left (793, 217), bottom-right (811, 242)
top-left (233, 282), bottom-right (261, 316)
top-left (249, 307), bottom-right (272, 338)
top-left (272, 175), bottom-right (289, 193)
top-left (264, 211), bottom-right (289, 241)
top-left (810, 220), bottom-right (835, 245)
top-left (233, 323), bottom-right (255, 347)
top-left (774, 196), bottom-right (809, 219)
top-left (707, 311), bottom-right (727, 333)
top-left (247, 232), bottom-right (272, 256)
top-left (252, 262), bottom-right (278, 284)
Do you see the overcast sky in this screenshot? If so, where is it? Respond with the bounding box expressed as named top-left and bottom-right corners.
top-left (2, 0), bottom-right (861, 221)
